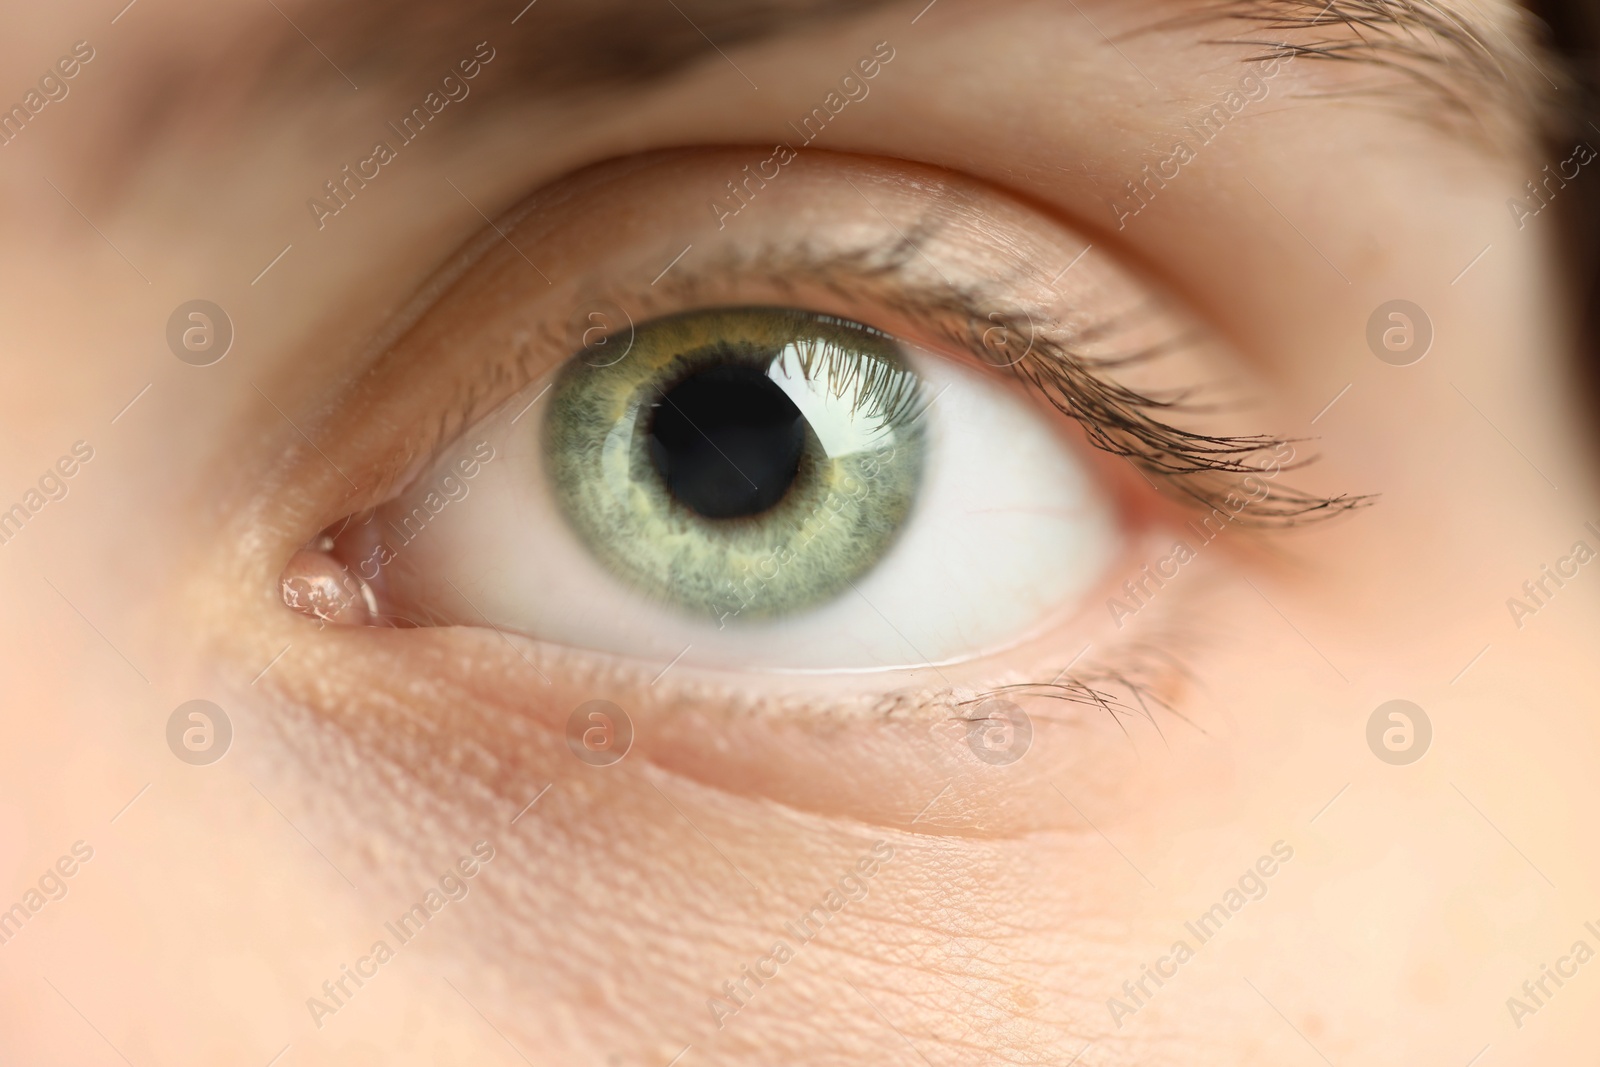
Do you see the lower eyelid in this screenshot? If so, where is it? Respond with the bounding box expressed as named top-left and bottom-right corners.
top-left (248, 602), bottom-right (1200, 840)
top-left (254, 507), bottom-right (1224, 836)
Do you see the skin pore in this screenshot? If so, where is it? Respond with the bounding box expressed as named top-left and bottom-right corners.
top-left (1, 0), bottom-right (1599, 1064)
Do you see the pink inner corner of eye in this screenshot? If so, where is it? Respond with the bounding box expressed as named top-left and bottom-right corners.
top-left (280, 547), bottom-right (375, 626)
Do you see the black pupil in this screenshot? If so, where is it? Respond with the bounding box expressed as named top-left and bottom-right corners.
top-left (647, 363), bottom-right (806, 519)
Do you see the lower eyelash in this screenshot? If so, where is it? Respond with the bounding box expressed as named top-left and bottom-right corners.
top-left (384, 222), bottom-right (1370, 551)
top-left (970, 638), bottom-right (1199, 742)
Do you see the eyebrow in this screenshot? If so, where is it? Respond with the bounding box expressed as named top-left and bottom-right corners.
top-left (145, 0), bottom-right (1561, 160)
top-left (1180, 0), bottom-right (1564, 143)
top-left (240, 0), bottom-right (898, 101)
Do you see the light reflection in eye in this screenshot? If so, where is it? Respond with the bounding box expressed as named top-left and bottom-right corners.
top-left (545, 307), bottom-right (928, 621)
top-left (768, 341), bottom-right (903, 458)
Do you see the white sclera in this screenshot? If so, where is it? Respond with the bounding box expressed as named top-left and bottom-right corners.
top-left (381, 345), bottom-right (1118, 672)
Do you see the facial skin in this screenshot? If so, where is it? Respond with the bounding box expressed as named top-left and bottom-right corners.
top-left (2, 0), bottom-right (1598, 1064)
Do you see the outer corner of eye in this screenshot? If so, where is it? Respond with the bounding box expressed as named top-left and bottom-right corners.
top-left (347, 303), bottom-right (1127, 675)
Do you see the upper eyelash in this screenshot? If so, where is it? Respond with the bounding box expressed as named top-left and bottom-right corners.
top-left (645, 229), bottom-right (1372, 530)
top-left (1003, 325), bottom-right (1372, 526)
top-left (399, 213), bottom-right (1370, 535)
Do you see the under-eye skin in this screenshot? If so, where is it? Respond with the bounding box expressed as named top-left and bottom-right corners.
top-left (544, 307), bottom-right (926, 622)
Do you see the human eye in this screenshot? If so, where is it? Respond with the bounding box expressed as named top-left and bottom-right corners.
top-left (276, 149), bottom-right (1343, 685)
top-left (31, 0), bottom-right (1600, 1059)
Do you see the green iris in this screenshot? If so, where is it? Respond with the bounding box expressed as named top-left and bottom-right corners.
top-left (543, 307), bottom-right (927, 623)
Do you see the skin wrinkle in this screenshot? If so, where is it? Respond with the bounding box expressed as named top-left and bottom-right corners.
top-left (230, 512), bottom-right (1233, 1059)
top-left (229, 570), bottom-right (1253, 1060)
top-left (247, 616), bottom-right (1123, 836)
top-left (248, 630), bottom-right (1118, 1062)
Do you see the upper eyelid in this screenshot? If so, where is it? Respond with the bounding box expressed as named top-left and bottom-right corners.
top-left (411, 223), bottom-right (1367, 533)
top-left (701, 238), bottom-right (1370, 528)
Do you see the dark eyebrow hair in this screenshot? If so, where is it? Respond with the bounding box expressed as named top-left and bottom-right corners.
top-left (251, 0), bottom-right (1562, 147)
top-left (86, 0), bottom-right (901, 194)
top-left (243, 0), bottom-right (893, 101)
top-left (1183, 0), bottom-right (1567, 145)
top-left (107, 0), bottom-right (1567, 185)
top-left (144, 0), bottom-right (1558, 133)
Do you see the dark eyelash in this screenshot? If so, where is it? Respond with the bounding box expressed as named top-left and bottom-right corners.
top-left (396, 204), bottom-right (1370, 543)
top-left (644, 229), bottom-right (1372, 530)
top-left (968, 639), bottom-right (1199, 738)
top-left (1002, 327), bottom-right (1372, 526)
